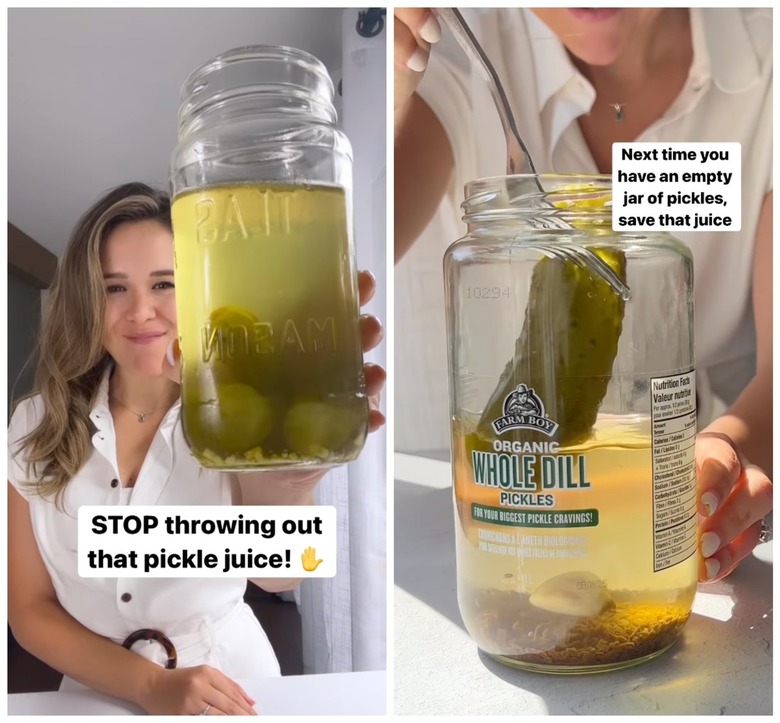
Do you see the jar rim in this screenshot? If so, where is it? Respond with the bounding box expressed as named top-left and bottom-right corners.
top-left (462, 174), bottom-right (614, 224)
top-left (176, 44), bottom-right (337, 137)
top-left (180, 45), bottom-right (333, 101)
top-left (465, 173), bottom-right (611, 196)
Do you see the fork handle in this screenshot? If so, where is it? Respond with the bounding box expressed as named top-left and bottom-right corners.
top-left (433, 8), bottom-right (538, 176)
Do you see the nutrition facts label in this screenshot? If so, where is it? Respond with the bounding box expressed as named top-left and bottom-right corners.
top-left (650, 370), bottom-right (697, 572)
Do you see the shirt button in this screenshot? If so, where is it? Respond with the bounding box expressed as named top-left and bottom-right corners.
top-left (110, 479), bottom-right (119, 488)
top-left (121, 593), bottom-right (132, 603)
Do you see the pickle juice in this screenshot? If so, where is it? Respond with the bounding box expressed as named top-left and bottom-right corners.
top-left (453, 414), bottom-right (698, 672)
top-left (172, 182), bottom-right (368, 468)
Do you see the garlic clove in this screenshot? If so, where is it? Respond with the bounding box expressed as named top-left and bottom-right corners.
top-left (529, 571), bottom-right (612, 617)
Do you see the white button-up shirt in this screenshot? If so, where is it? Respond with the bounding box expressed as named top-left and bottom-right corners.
top-left (8, 369), bottom-right (280, 686)
top-left (396, 7), bottom-right (772, 451)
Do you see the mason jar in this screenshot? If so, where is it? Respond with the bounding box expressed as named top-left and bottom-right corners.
top-left (170, 46), bottom-right (368, 470)
top-left (444, 174), bottom-right (698, 673)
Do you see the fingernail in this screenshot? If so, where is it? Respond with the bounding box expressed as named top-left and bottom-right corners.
top-left (705, 558), bottom-right (720, 580)
top-left (700, 531), bottom-right (721, 558)
top-left (365, 362), bottom-right (387, 381)
top-left (165, 339), bottom-right (180, 366)
top-left (359, 268), bottom-right (376, 285)
top-left (420, 15), bottom-right (442, 44)
top-left (406, 47), bottom-right (428, 73)
top-left (165, 340), bottom-right (176, 367)
top-left (701, 492), bottom-right (718, 516)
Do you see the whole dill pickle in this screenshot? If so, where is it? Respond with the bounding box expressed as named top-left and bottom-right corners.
top-left (476, 247), bottom-right (627, 448)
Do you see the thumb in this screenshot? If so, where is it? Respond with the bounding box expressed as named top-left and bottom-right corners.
top-left (163, 339), bottom-right (182, 384)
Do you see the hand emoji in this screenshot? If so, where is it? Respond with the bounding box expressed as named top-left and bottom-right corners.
top-left (301, 546), bottom-right (324, 572)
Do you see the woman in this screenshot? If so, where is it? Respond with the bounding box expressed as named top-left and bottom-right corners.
top-left (394, 8), bottom-right (771, 582)
top-left (8, 183), bottom-right (385, 715)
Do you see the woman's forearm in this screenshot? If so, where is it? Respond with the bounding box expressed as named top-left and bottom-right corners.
top-left (395, 93), bottom-right (454, 261)
top-left (235, 470), bottom-right (321, 507)
top-left (701, 375), bottom-right (773, 477)
top-left (237, 472), bottom-right (319, 591)
top-left (249, 577), bottom-right (302, 593)
top-left (11, 598), bottom-right (160, 708)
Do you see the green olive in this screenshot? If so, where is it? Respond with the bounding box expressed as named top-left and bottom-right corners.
top-left (211, 383), bottom-right (274, 455)
top-left (283, 401), bottom-right (355, 456)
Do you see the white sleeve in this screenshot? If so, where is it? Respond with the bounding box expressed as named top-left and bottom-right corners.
top-left (8, 396), bottom-right (44, 499)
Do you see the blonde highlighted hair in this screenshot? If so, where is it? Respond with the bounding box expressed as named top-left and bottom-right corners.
top-left (15, 183), bottom-right (172, 503)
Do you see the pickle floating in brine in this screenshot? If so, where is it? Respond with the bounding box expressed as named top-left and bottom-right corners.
top-left (206, 305), bottom-right (262, 386)
top-left (204, 383), bottom-right (274, 456)
top-left (477, 245), bottom-right (626, 448)
top-left (209, 304), bottom-right (260, 330)
top-left (284, 401), bottom-right (357, 458)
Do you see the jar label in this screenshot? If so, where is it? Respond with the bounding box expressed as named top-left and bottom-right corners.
top-left (455, 372), bottom-right (700, 578)
top-left (650, 370), bottom-right (697, 571)
top-left (490, 383), bottom-right (559, 437)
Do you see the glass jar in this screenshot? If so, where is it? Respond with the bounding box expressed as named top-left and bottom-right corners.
top-left (170, 46), bottom-right (368, 470)
top-left (444, 175), bottom-right (698, 673)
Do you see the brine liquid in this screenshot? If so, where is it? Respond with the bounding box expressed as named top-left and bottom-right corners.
top-left (452, 415), bottom-right (698, 672)
top-left (172, 182), bottom-right (368, 469)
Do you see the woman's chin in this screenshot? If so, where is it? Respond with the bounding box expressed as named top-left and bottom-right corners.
top-left (567, 8), bottom-right (621, 24)
top-left (564, 37), bottom-right (624, 67)
top-left (116, 354), bottom-right (167, 378)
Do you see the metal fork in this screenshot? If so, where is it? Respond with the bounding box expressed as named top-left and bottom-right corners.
top-left (434, 8), bottom-right (630, 300)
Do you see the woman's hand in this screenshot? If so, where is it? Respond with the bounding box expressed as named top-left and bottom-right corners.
top-left (140, 664), bottom-right (257, 715)
top-left (696, 432), bottom-right (773, 582)
top-left (395, 9), bottom-right (441, 114)
top-left (358, 269), bottom-right (386, 433)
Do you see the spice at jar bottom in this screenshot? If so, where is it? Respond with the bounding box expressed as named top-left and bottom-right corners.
top-left (467, 587), bottom-right (692, 671)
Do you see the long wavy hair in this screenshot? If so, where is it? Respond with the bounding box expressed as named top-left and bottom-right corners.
top-left (15, 182), bottom-right (172, 503)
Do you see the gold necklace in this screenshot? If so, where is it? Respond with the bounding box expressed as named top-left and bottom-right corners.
top-left (110, 397), bottom-right (171, 423)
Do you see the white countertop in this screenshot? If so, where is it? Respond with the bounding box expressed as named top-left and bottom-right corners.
top-left (8, 670), bottom-right (386, 716)
top-left (394, 453), bottom-right (772, 716)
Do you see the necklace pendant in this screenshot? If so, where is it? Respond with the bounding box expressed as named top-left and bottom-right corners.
top-left (614, 104), bottom-right (624, 122)
top-left (138, 414), bottom-right (146, 423)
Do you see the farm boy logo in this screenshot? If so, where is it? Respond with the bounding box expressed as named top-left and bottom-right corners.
top-left (492, 383), bottom-right (559, 437)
